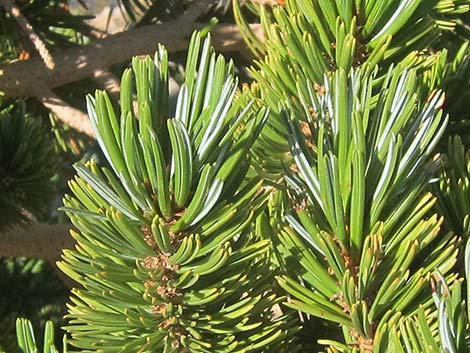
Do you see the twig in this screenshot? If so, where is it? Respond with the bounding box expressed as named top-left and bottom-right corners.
top-left (0, 0), bottom-right (55, 69)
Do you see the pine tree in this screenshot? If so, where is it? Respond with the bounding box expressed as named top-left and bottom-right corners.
top-left (3, 0), bottom-right (470, 352)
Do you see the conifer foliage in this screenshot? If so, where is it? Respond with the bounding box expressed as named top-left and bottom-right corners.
top-left (0, 104), bottom-right (56, 230)
top-left (58, 34), bottom-right (296, 352)
top-left (5, 0), bottom-right (470, 352)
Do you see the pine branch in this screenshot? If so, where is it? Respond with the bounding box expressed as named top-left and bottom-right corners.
top-left (56, 33), bottom-right (298, 351)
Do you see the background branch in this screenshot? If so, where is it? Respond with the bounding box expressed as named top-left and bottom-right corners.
top-left (35, 87), bottom-right (95, 138)
top-left (0, 223), bottom-right (73, 263)
top-left (0, 0), bottom-right (210, 98)
top-left (0, 22), bottom-right (262, 99)
top-left (93, 67), bottom-right (121, 102)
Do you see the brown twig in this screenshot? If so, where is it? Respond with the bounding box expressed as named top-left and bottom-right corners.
top-left (0, 0), bottom-right (55, 69)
